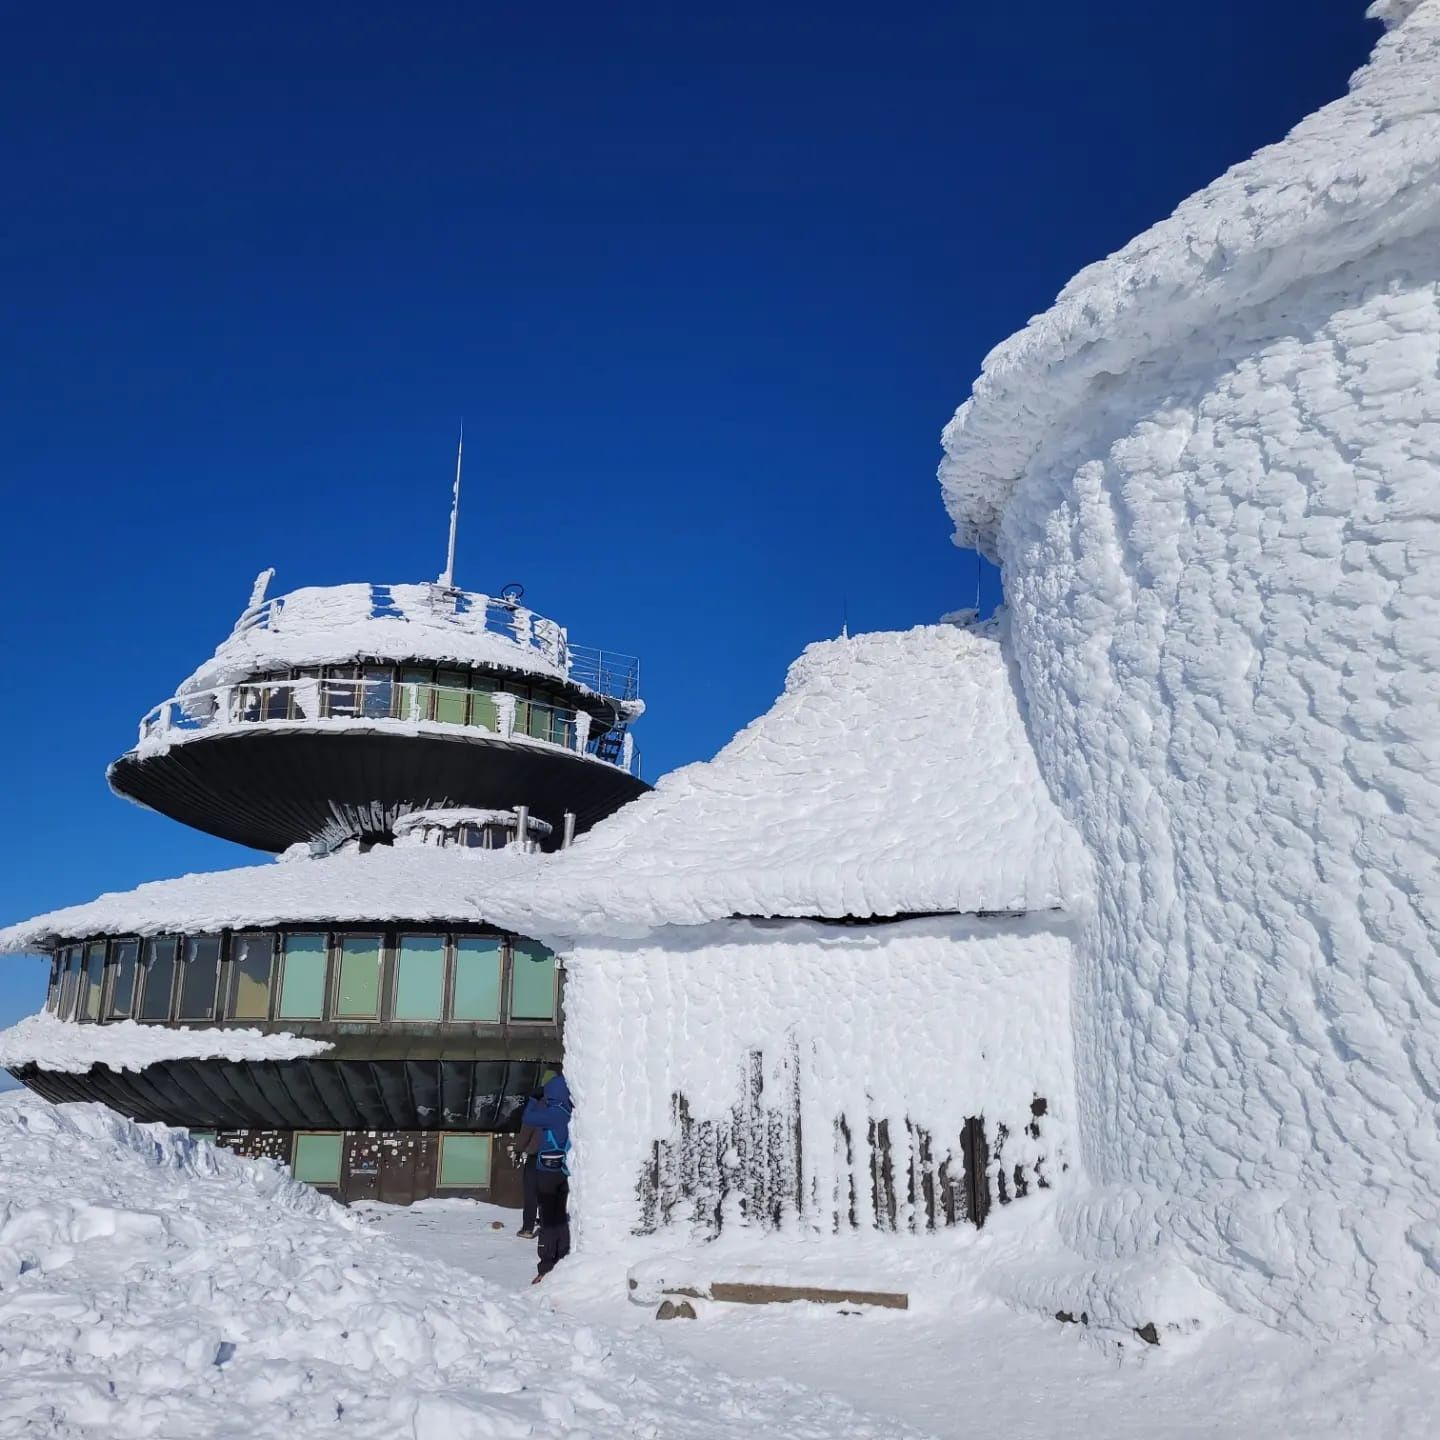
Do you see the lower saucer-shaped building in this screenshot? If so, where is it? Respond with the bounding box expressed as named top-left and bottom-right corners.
top-left (0, 573), bottom-right (647, 1206)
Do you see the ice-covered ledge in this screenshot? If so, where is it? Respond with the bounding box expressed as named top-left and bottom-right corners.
top-left (0, 1013), bottom-right (333, 1074)
top-left (939, 0), bottom-right (1440, 556)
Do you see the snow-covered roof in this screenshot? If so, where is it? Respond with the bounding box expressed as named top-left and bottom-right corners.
top-left (0, 846), bottom-right (534, 953)
top-left (939, 0), bottom-right (1440, 558)
top-left (180, 581), bottom-right (572, 693)
top-left (485, 620), bottom-right (1090, 937)
top-left (0, 1014), bottom-right (332, 1073)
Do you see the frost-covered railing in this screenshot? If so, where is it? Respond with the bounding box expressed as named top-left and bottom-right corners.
top-left (136, 676), bottom-right (638, 774)
top-left (566, 646), bottom-right (640, 702)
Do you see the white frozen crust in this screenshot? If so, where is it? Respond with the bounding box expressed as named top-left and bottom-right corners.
top-left (0, 846), bottom-right (534, 953)
top-left (0, 1014), bottom-right (331, 1073)
top-left (179, 582), bottom-right (569, 693)
top-left (0, 1092), bottom-right (927, 1439)
top-left (939, 0), bottom-right (1440, 557)
top-left (487, 621), bottom-right (1089, 936)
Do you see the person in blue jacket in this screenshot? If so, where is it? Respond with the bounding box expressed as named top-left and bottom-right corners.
top-left (528, 1070), bottom-right (572, 1283)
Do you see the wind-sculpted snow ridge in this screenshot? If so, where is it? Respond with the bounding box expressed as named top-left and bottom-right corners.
top-left (0, 1092), bottom-right (933, 1439)
top-left (939, 0), bottom-right (1440, 558)
top-left (486, 622), bottom-right (1089, 939)
top-left (935, 1), bottom-right (1440, 1341)
top-left (0, 845), bottom-right (532, 954)
top-left (0, 1013), bottom-right (331, 1073)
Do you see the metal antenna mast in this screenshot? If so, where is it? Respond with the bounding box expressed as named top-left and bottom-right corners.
top-left (439, 421), bottom-right (464, 588)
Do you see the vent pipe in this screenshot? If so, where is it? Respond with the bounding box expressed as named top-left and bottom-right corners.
top-left (514, 805), bottom-right (531, 853)
top-left (561, 811), bottom-right (577, 849)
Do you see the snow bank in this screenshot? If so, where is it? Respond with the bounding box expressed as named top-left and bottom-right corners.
top-left (0, 1014), bottom-right (331, 1073)
top-left (488, 622), bottom-right (1089, 938)
top-left (564, 914), bottom-right (1075, 1248)
top-left (0, 845), bottom-right (532, 953)
top-left (938, 1), bottom-right (1440, 1339)
top-left (940, 0), bottom-right (1440, 558)
top-left (180, 581), bottom-right (570, 693)
top-left (0, 1092), bottom-right (925, 1439)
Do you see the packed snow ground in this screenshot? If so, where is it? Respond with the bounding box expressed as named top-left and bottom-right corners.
top-left (0, 1093), bottom-right (928, 1440)
top-left (5, 1092), bottom-right (1439, 1439)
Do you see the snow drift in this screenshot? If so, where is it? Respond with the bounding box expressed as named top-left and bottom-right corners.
top-left (939, 1), bottom-right (1440, 1339)
top-left (0, 1092), bottom-right (924, 1439)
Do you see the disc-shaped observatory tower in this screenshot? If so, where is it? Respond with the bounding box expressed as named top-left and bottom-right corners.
top-left (1, 567), bottom-right (647, 1206)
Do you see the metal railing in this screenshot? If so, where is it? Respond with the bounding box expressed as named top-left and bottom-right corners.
top-left (137, 675), bottom-right (638, 774)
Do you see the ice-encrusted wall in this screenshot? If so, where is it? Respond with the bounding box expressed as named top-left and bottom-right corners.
top-left (939, 1), bottom-right (1440, 1340)
top-left (561, 914), bottom-right (1076, 1248)
top-left (1002, 244), bottom-right (1440, 1338)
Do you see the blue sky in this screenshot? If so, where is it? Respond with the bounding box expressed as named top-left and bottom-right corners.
top-left (0, 0), bottom-right (1375, 1030)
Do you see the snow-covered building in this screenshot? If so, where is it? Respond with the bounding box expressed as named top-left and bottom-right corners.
top-left (939, 0), bottom-right (1440, 1338)
top-left (484, 621), bottom-right (1090, 1247)
top-left (0, 573), bottom-right (647, 1206)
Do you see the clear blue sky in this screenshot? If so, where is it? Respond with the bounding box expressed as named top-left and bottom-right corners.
top-left (0, 1), bottom-right (1375, 1030)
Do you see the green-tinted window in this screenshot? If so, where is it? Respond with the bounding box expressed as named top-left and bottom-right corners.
top-left (81, 942), bottom-right (106, 1021)
top-left (394, 934), bottom-right (445, 1020)
top-left (230, 933), bottom-right (275, 1020)
top-left (434, 668), bottom-right (468, 725)
top-left (467, 688), bottom-right (498, 730)
top-left (138, 937), bottom-right (178, 1021)
top-left (335, 935), bottom-right (382, 1019)
top-left (292, 1132), bottom-right (343, 1184)
top-left (438, 1134), bottom-right (492, 1188)
top-left (398, 666), bottom-right (433, 721)
top-left (278, 933), bottom-right (328, 1019)
top-left (177, 935), bottom-right (221, 1020)
top-left (510, 940), bottom-right (557, 1020)
top-left (451, 937), bottom-right (502, 1021)
top-left (106, 940), bottom-right (140, 1020)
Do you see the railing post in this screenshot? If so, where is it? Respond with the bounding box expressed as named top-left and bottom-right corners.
top-left (496, 693), bottom-right (517, 739)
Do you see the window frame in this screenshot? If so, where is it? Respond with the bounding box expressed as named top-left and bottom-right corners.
top-left (291, 1131), bottom-right (345, 1187)
top-left (227, 931), bottom-right (277, 1022)
top-left (391, 931), bottom-right (448, 1023)
top-left (176, 933), bottom-right (223, 1023)
top-left (136, 935), bottom-right (180, 1023)
top-left (508, 939), bottom-right (559, 1022)
top-left (436, 1133), bottom-right (494, 1190)
top-left (332, 932), bottom-right (384, 1022)
top-left (449, 934), bottom-right (505, 1023)
top-left (276, 931), bottom-right (330, 1021)
top-left (77, 940), bottom-right (107, 1023)
top-left (104, 937), bottom-right (142, 1021)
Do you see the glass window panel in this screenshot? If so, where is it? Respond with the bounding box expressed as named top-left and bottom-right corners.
top-left (138, 937), bottom-right (178, 1021)
top-left (57, 948), bottom-right (81, 1019)
top-left (292, 1132), bottom-right (343, 1184)
top-left (434, 668), bottom-right (468, 725)
top-left (80, 942), bottom-right (105, 1021)
top-left (510, 940), bottom-right (557, 1020)
top-left (361, 665), bottom-right (393, 719)
top-left (335, 935), bottom-right (382, 1019)
top-left (177, 935), bottom-right (221, 1020)
top-left (397, 666), bottom-right (433, 721)
top-left (467, 688), bottom-right (498, 730)
top-left (322, 665), bottom-right (359, 718)
top-left (106, 940), bottom-right (140, 1020)
top-left (278, 933), bottom-right (328, 1019)
top-left (394, 934), bottom-right (445, 1020)
top-left (451, 938), bottom-right (502, 1021)
top-left (438, 1134), bottom-right (492, 1188)
top-left (230, 933), bottom-right (275, 1020)
top-left (45, 954), bottom-right (60, 1014)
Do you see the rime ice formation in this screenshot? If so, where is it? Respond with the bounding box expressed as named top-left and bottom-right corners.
top-left (488, 622), bottom-right (1085, 1248)
top-left (940, 1), bottom-right (1440, 1339)
top-left (487, 622), bottom-right (1089, 938)
top-left (0, 846), bottom-right (532, 953)
top-left (0, 1014), bottom-right (331, 1073)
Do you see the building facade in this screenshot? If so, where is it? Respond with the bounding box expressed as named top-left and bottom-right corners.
top-left (1, 574), bottom-right (647, 1207)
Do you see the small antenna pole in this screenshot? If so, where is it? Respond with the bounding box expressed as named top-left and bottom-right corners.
top-left (439, 421), bottom-right (463, 588)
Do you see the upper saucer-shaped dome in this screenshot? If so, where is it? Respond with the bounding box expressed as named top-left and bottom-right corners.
top-left (181, 579), bottom-right (637, 704)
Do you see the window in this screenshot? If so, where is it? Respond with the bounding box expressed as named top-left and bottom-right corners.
top-left (434, 668), bottom-right (469, 725)
top-left (58, 947), bottom-right (82, 1019)
top-left (292, 1132), bottom-right (343, 1185)
top-left (80, 942), bottom-right (106, 1022)
top-left (437, 1134), bottom-right (492, 1188)
top-left (229, 933), bottom-right (275, 1020)
top-left (322, 665), bottom-right (360, 718)
top-left (177, 935), bottom-right (221, 1021)
top-left (451, 937), bottom-right (502, 1021)
top-left (361, 665), bottom-right (393, 719)
top-left (393, 934), bottom-right (445, 1020)
top-left (467, 686), bottom-right (498, 731)
top-left (45, 954), bottom-right (61, 1014)
top-left (138, 937), bottom-right (178, 1021)
top-left (278, 933), bottom-right (328, 1019)
top-left (397, 666), bottom-right (434, 721)
top-left (106, 940), bottom-right (140, 1020)
top-left (335, 934), bottom-right (382, 1020)
top-left (510, 940), bottom-right (558, 1020)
